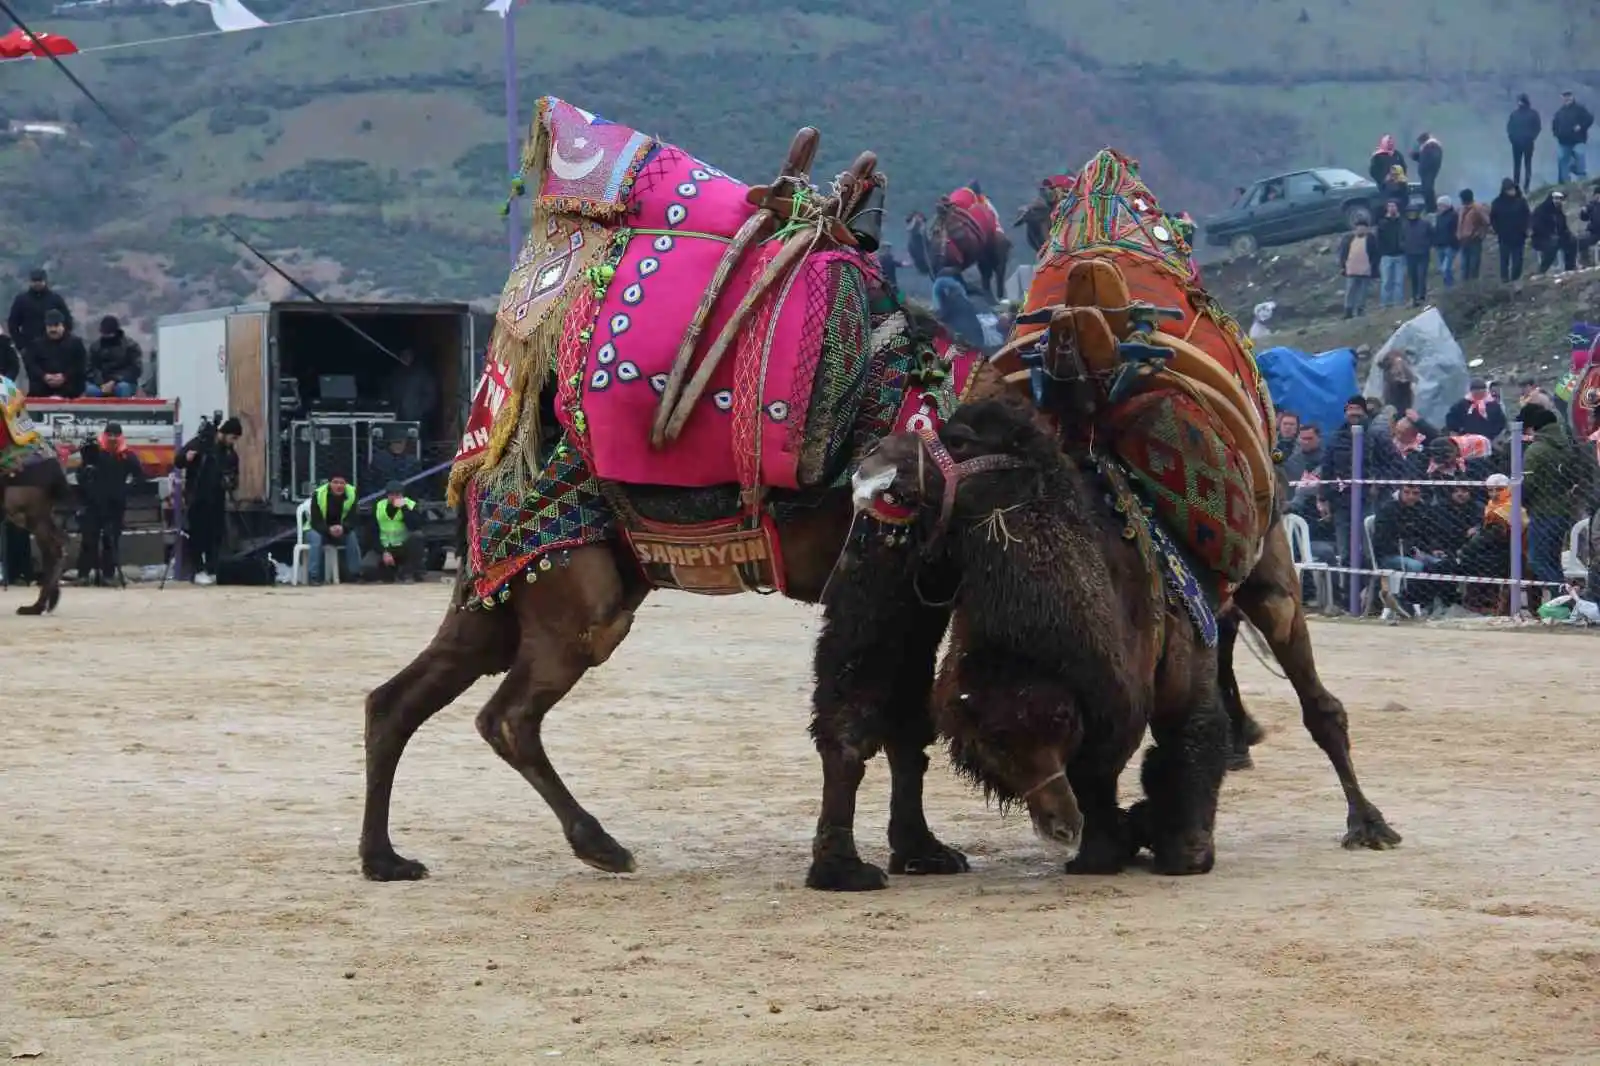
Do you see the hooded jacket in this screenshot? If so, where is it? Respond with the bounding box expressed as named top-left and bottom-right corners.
top-left (88, 332), bottom-right (145, 388)
top-left (1489, 191), bottom-right (1531, 242)
top-left (1506, 102), bottom-right (1541, 145)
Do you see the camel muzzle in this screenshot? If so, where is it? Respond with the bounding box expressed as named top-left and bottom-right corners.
top-left (1025, 771), bottom-right (1084, 858)
top-left (850, 462), bottom-right (898, 513)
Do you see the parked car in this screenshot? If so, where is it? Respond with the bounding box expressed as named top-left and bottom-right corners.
top-left (1202, 168), bottom-right (1422, 256)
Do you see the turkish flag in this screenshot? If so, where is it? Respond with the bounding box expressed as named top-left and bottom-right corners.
top-left (0, 28), bottom-right (80, 60)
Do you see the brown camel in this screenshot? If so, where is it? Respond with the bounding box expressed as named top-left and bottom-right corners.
top-left (1, 390), bottom-right (69, 615)
top-left (906, 204), bottom-right (1012, 302)
top-left (842, 398), bottom-right (1229, 875)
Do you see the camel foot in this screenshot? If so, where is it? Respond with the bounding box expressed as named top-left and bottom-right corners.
top-left (1226, 749), bottom-right (1255, 772)
top-left (1238, 711), bottom-right (1266, 747)
top-left (362, 850), bottom-right (430, 882)
top-left (806, 855), bottom-right (889, 892)
top-left (1063, 838), bottom-right (1127, 876)
top-left (16, 601), bottom-right (46, 616)
top-left (1123, 800), bottom-right (1153, 858)
top-left (888, 841), bottom-right (969, 876)
top-left (568, 819), bottom-right (636, 875)
top-left (1151, 833), bottom-right (1216, 876)
top-left (1342, 805), bottom-right (1403, 850)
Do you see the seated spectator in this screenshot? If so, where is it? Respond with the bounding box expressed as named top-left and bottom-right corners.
top-left (1286, 423), bottom-right (1323, 504)
top-left (75, 421), bottom-right (146, 586)
top-left (305, 473), bottom-right (362, 585)
top-left (930, 267), bottom-right (987, 350)
top-left (1445, 379), bottom-right (1507, 439)
top-left (1424, 436), bottom-right (1492, 495)
top-left (1372, 483), bottom-right (1436, 576)
top-left (22, 311), bottom-right (87, 398)
top-left (85, 317), bottom-right (144, 398)
top-left (364, 481), bottom-right (425, 583)
top-left (1384, 410), bottom-right (1439, 481)
top-left (1431, 483), bottom-right (1481, 558)
top-left (1274, 410), bottom-right (1300, 461)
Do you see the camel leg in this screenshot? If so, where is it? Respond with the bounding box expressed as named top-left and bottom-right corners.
top-left (475, 546), bottom-right (646, 874)
top-left (360, 604), bottom-right (515, 881)
top-left (1216, 611), bottom-right (1262, 771)
top-left (1235, 526), bottom-right (1402, 850)
top-left (15, 509), bottom-right (64, 616)
top-left (808, 551), bottom-right (960, 891)
top-left (1133, 681), bottom-right (1229, 876)
top-left (1062, 761), bottom-right (1129, 875)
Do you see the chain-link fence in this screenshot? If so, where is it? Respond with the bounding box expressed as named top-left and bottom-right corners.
top-left (1283, 420), bottom-right (1598, 621)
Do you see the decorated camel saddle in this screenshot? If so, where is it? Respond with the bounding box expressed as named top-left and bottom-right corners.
top-left (0, 376), bottom-right (55, 479)
top-left (995, 148), bottom-right (1275, 595)
top-left (448, 99), bottom-right (983, 607)
top-left (930, 186), bottom-right (1002, 264)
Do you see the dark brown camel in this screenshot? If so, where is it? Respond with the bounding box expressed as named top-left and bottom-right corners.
top-left (841, 398), bottom-right (1229, 875)
top-left (1, 455), bottom-right (69, 615)
top-left (905, 208), bottom-right (1011, 302)
top-left (360, 329), bottom-right (1397, 893)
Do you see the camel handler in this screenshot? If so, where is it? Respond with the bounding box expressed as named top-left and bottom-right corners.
top-left (363, 480), bottom-right (424, 583)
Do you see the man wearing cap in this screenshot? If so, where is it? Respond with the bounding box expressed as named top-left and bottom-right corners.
top-left (85, 317), bottom-right (144, 398)
top-left (74, 421), bottom-right (146, 586)
top-left (1445, 379), bottom-right (1508, 440)
top-left (1552, 90), bottom-right (1593, 184)
top-left (7, 268), bottom-right (72, 353)
top-left (364, 480), bottom-right (424, 583)
top-left (175, 414), bottom-right (242, 586)
top-left (305, 472), bottom-right (363, 585)
top-left (22, 309), bottom-right (87, 398)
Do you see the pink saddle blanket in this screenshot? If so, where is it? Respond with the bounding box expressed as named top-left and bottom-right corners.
top-left (558, 144), bottom-right (874, 490)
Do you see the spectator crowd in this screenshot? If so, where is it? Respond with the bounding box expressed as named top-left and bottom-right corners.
top-left (1335, 90), bottom-right (1596, 318)
top-left (1, 268), bottom-right (153, 399)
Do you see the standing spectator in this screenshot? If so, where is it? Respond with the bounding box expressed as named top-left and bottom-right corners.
top-left (22, 311), bottom-right (87, 399)
top-left (1411, 132), bottom-right (1444, 207)
top-left (1431, 196), bottom-right (1459, 287)
top-left (174, 416), bottom-right (242, 586)
top-left (1577, 184), bottom-right (1600, 263)
top-left (0, 327), bottom-right (18, 381)
top-left (1336, 216), bottom-right (1379, 318)
top-left (1530, 190), bottom-right (1577, 274)
top-left (1506, 94), bottom-right (1541, 190)
top-left (1375, 201), bottom-right (1406, 310)
top-left (1552, 90), bottom-right (1593, 184)
top-left (1369, 134), bottom-right (1405, 187)
top-left (7, 268), bottom-right (72, 352)
top-left (1520, 403), bottom-right (1577, 586)
top-left (1446, 378), bottom-right (1508, 439)
top-left (1318, 396), bottom-right (1397, 585)
top-left (1381, 165), bottom-right (1410, 215)
top-left (74, 421), bottom-right (145, 586)
top-left (1489, 179), bottom-right (1530, 281)
top-left (85, 316), bottom-right (144, 398)
top-left (1401, 202), bottom-right (1432, 307)
top-left (1456, 189), bottom-right (1490, 281)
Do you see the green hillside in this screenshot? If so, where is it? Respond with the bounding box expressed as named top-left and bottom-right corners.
top-left (0, 0), bottom-right (1593, 333)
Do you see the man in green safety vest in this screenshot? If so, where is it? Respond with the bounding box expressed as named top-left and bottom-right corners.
top-left (364, 479), bottom-right (424, 582)
top-left (305, 471), bottom-right (363, 584)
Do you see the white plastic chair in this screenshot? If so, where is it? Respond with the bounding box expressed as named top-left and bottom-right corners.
top-left (1561, 518), bottom-right (1590, 581)
top-left (1280, 512), bottom-right (1332, 609)
top-left (290, 498), bottom-right (340, 586)
top-left (1363, 512), bottom-right (1404, 606)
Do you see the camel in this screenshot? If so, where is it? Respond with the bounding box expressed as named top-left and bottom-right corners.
top-left (1, 377), bottom-right (68, 615)
top-left (844, 398), bottom-right (1229, 874)
top-left (360, 127), bottom-right (1396, 891)
top-left (1013, 175), bottom-right (1075, 255)
top-left (905, 190), bottom-right (1012, 302)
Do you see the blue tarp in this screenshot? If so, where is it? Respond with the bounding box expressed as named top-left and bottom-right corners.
top-left (1256, 346), bottom-right (1359, 437)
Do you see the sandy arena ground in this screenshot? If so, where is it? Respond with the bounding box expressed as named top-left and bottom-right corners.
top-left (3, 582), bottom-right (1598, 1064)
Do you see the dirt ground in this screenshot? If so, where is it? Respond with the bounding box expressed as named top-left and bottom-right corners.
top-left (3, 583), bottom-right (1597, 1065)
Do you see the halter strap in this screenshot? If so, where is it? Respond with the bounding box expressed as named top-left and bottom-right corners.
top-left (913, 424), bottom-right (1030, 549)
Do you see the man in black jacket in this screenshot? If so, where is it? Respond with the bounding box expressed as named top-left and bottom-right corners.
top-left (6, 268), bottom-right (72, 352)
top-left (1410, 133), bottom-right (1444, 208)
top-left (1445, 378), bottom-right (1508, 439)
top-left (75, 422), bottom-right (146, 586)
top-left (1578, 184), bottom-right (1600, 263)
top-left (1553, 90), bottom-right (1593, 184)
top-left (1530, 190), bottom-right (1577, 274)
top-left (0, 328), bottom-right (17, 381)
top-left (1318, 395), bottom-right (1399, 597)
top-left (1489, 179), bottom-right (1531, 281)
top-left (85, 317), bottom-right (144, 398)
top-left (22, 311), bottom-right (87, 398)
top-left (1506, 94), bottom-right (1540, 190)
top-left (174, 416), bottom-right (241, 586)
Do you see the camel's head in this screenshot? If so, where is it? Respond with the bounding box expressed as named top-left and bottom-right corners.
top-left (850, 399), bottom-right (1052, 532)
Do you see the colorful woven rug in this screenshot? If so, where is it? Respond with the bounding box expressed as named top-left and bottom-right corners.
top-left (1111, 386), bottom-right (1258, 589)
top-left (463, 434), bottom-right (616, 608)
top-left (559, 145), bottom-right (874, 490)
top-left (531, 97), bottom-right (655, 219)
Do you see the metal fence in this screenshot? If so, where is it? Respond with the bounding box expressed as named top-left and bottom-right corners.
top-left (1285, 420), bottom-right (1596, 620)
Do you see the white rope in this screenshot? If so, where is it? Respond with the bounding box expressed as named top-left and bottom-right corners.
top-left (12, 0), bottom-right (463, 58)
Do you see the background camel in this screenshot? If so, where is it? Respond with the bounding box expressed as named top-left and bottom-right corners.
top-left (1, 380), bottom-right (69, 615)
